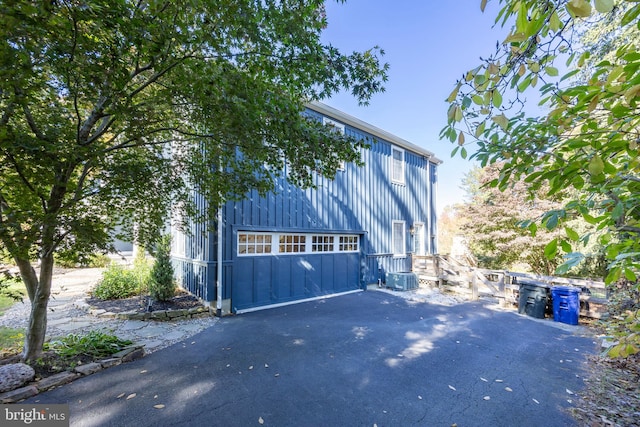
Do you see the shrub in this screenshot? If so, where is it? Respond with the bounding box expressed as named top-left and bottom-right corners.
top-left (93, 264), bottom-right (140, 300)
top-left (132, 247), bottom-right (152, 292)
top-left (149, 236), bottom-right (175, 301)
top-left (45, 330), bottom-right (133, 359)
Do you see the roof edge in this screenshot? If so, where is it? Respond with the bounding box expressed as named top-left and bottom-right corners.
top-left (306, 101), bottom-right (443, 165)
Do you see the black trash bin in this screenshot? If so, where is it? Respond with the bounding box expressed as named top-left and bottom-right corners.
top-left (518, 281), bottom-right (550, 319)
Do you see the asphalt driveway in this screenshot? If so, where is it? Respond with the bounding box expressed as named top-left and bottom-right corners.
top-left (27, 290), bottom-right (597, 426)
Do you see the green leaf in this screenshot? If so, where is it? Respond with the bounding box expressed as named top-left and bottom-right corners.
top-left (624, 268), bottom-right (637, 282)
top-left (588, 155), bottom-right (604, 175)
top-left (446, 83), bottom-right (461, 102)
top-left (545, 66), bottom-right (559, 77)
top-left (566, 0), bottom-right (592, 18)
top-left (492, 114), bottom-right (509, 131)
top-left (492, 90), bottom-right (503, 108)
top-left (544, 239), bottom-right (558, 259)
top-left (545, 212), bottom-right (559, 230)
top-left (594, 0), bottom-right (614, 13)
top-left (621, 4), bottom-right (640, 26)
top-left (565, 227), bottom-right (580, 241)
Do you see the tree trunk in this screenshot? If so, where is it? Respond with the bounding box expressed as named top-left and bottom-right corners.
top-left (17, 254), bottom-right (54, 363)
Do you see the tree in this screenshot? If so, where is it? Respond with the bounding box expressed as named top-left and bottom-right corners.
top-left (442, 0), bottom-right (640, 284)
top-left (458, 163), bottom-right (566, 275)
top-left (149, 236), bottom-right (175, 302)
top-left (0, 1), bottom-right (388, 362)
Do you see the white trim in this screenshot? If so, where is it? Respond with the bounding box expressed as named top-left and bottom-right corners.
top-left (413, 222), bottom-right (426, 255)
top-left (322, 116), bottom-right (345, 134)
top-left (322, 116), bottom-right (347, 171)
top-left (237, 231), bottom-right (360, 256)
top-left (392, 220), bottom-right (406, 257)
top-left (307, 101), bottom-right (442, 164)
top-left (391, 146), bottom-right (405, 185)
top-left (235, 289), bottom-right (363, 314)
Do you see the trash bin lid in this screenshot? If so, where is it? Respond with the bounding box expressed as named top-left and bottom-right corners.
top-left (551, 285), bottom-right (581, 294)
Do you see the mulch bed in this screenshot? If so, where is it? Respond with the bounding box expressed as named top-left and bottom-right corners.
top-left (86, 289), bottom-right (203, 313)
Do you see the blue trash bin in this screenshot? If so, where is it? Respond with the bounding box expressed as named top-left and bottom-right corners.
top-left (551, 286), bottom-right (581, 325)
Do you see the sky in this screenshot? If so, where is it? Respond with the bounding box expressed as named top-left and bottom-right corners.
top-left (319, 0), bottom-right (511, 213)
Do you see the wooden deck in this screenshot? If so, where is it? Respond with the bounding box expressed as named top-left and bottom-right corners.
top-left (412, 255), bottom-right (608, 319)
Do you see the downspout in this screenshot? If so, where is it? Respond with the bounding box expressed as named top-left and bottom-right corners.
top-left (216, 203), bottom-right (223, 316)
top-left (425, 158), bottom-right (432, 254)
top-left (432, 164), bottom-right (439, 254)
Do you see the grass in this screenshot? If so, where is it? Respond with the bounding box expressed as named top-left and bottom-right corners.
top-left (0, 280), bottom-right (25, 316)
top-left (0, 327), bottom-right (25, 356)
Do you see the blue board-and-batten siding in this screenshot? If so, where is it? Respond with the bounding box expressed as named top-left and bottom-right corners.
top-left (173, 102), bottom-right (439, 312)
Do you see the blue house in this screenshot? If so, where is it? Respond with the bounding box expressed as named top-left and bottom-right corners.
top-left (171, 102), bottom-right (441, 314)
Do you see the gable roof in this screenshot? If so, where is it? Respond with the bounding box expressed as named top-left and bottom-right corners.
top-left (307, 101), bottom-right (443, 165)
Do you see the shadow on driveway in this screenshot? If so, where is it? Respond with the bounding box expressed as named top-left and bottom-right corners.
top-left (28, 291), bottom-right (597, 426)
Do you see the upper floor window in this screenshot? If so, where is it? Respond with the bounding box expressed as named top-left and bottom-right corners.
top-left (391, 146), bottom-right (405, 184)
top-left (323, 117), bottom-right (346, 171)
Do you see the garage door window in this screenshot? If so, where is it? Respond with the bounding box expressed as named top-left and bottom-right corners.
top-left (238, 232), bottom-right (359, 256)
top-left (312, 235), bottom-right (335, 252)
top-left (280, 234), bottom-right (306, 253)
top-left (238, 233), bottom-right (273, 255)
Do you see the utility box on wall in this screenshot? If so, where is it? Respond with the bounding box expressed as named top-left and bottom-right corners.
top-left (385, 272), bottom-right (419, 291)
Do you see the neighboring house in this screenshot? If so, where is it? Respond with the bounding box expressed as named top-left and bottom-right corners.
top-left (171, 102), bottom-right (441, 314)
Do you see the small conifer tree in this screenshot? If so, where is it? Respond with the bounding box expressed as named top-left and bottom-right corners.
top-left (149, 235), bottom-right (175, 301)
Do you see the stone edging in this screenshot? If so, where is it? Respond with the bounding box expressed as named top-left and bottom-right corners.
top-left (76, 299), bottom-right (214, 321)
top-left (0, 346), bottom-right (145, 403)
top-left (91, 306), bottom-right (212, 321)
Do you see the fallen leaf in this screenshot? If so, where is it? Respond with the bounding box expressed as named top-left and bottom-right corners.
top-left (258, 416), bottom-right (264, 424)
top-left (116, 393), bottom-right (125, 399)
top-left (505, 387), bottom-right (513, 392)
top-left (448, 385), bottom-right (456, 391)
top-left (533, 398), bottom-right (540, 404)
top-left (566, 388), bottom-right (574, 395)
top-left (126, 393), bottom-right (136, 400)
top-left (480, 377), bottom-right (488, 382)
top-left (483, 396), bottom-right (490, 400)
top-left (153, 404), bottom-right (165, 409)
